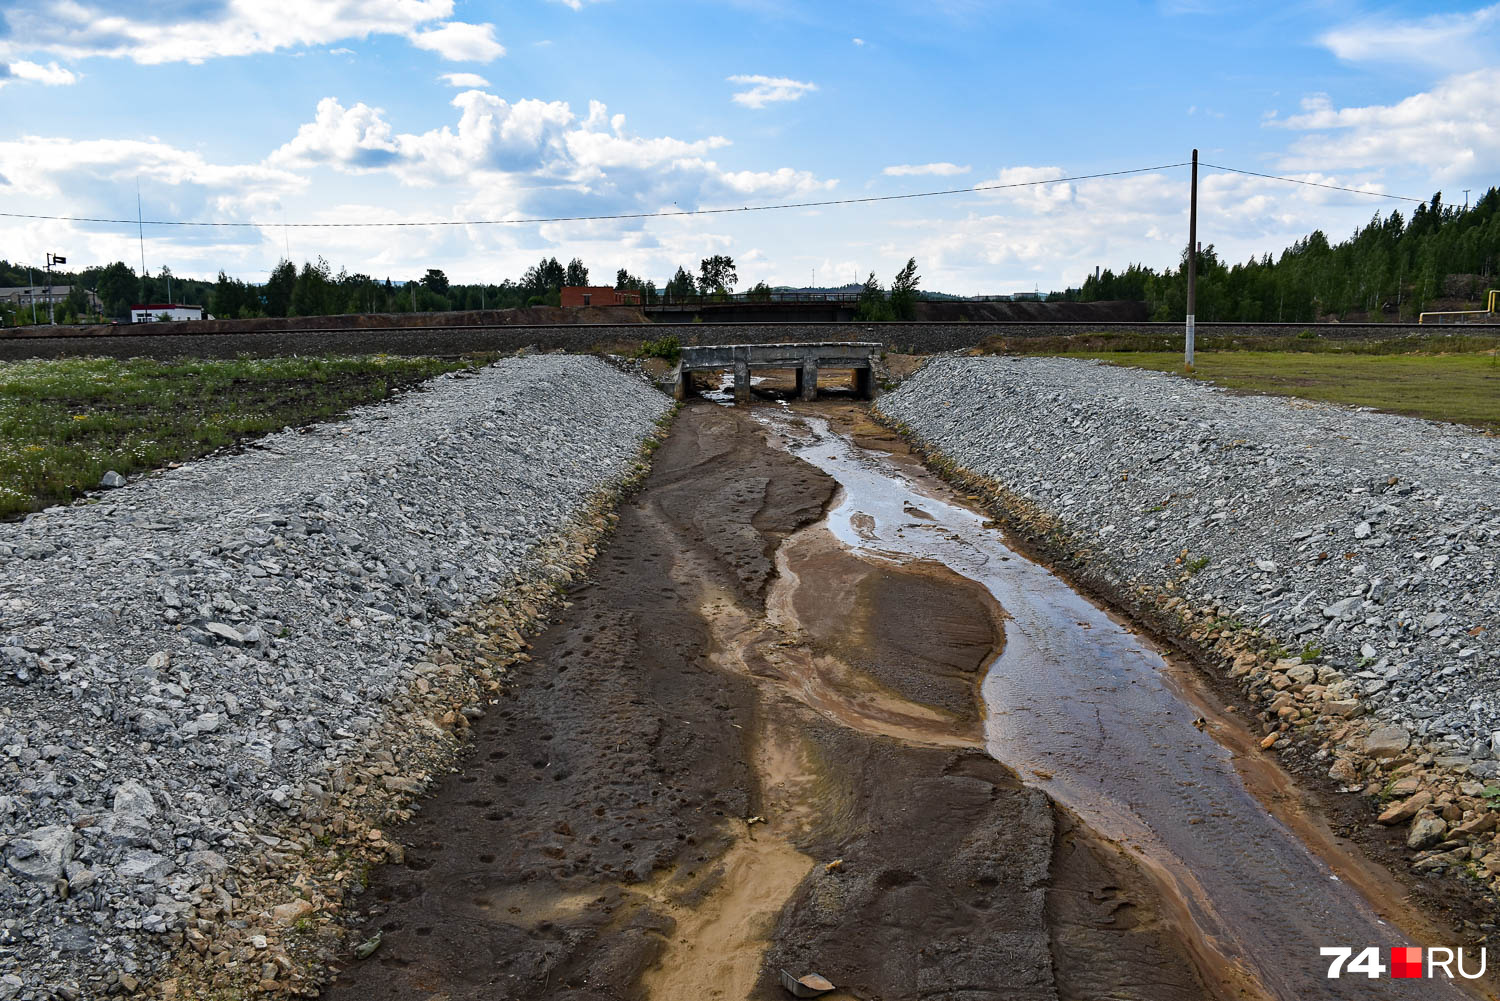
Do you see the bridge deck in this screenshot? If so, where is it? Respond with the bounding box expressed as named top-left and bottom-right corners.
top-left (674, 341), bottom-right (880, 403)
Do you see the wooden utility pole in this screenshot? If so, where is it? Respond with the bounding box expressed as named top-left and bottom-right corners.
top-left (1186, 148), bottom-right (1198, 369)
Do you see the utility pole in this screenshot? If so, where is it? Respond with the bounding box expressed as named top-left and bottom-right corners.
top-left (1463, 189), bottom-right (1471, 211)
top-left (45, 252), bottom-right (66, 324)
top-left (27, 266), bottom-right (37, 325)
top-left (1185, 148), bottom-right (1198, 369)
top-left (137, 178), bottom-right (147, 277)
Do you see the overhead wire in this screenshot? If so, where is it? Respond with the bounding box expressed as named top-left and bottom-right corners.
top-left (0, 160), bottom-right (1430, 233)
top-left (0, 164), bottom-right (1190, 229)
top-left (1198, 163), bottom-right (1425, 203)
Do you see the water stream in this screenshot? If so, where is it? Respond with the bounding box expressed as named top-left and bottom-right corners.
top-left (756, 407), bottom-right (1475, 1001)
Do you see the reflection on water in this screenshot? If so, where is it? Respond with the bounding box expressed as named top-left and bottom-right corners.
top-left (757, 409), bottom-right (1468, 1001)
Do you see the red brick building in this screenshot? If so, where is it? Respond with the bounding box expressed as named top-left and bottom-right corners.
top-left (560, 286), bottom-right (641, 307)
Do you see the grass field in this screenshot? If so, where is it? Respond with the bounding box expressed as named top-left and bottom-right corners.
top-left (0, 354), bottom-right (487, 519)
top-left (1043, 350), bottom-right (1500, 431)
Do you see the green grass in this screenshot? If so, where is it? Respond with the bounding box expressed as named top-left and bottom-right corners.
top-left (1035, 350), bottom-right (1500, 431)
top-left (0, 354), bottom-right (487, 519)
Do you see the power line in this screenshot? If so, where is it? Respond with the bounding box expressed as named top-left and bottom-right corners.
top-left (0, 160), bottom-right (1431, 235)
top-left (0, 163), bottom-right (1188, 230)
top-left (1199, 163), bottom-right (1424, 203)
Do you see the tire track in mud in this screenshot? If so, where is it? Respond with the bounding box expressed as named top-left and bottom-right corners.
top-left (319, 402), bottom-right (1220, 1001)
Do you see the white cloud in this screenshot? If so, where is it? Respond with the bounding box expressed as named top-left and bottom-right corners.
top-left (728, 74), bottom-right (817, 109)
top-left (883, 162), bottom-right (969, 177)
top-left (409, 21), bottom-right (505, 62)
top-left (852, 37), bottom-right (865, 46)
top-left (0, 1), bottom-right (511, 67)
top-left (974, 165), bottom-right (1075, 212)
top-left (1, 60), bottom-right (78, 86)
top-left (268, 93), bottom-right (834, 210)
top-left (1271, 68), bottom-right (1500, 179)
top-left (0, 134), bottom-right (306, 271)
top-left (270, 97), bottom-right (404, 172)
top-left (439, 72), bottom-right (491, 88)
top-left (551, 0), bottom-right (606, 8)
top-left (1320, 4), bottom-right (1500, 74)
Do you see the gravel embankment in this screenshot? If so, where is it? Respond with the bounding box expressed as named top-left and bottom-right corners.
top-left (878, 356), bottom-right (1500, 761)
top-left (0, 355), bottom-right (670, 998)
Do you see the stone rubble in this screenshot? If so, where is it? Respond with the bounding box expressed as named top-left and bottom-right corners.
top-left (0, 355), bottom-right (671, 998)
top-left (878, 355), bottom-right (1500, 907)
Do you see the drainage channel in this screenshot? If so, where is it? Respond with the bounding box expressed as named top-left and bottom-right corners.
top-left (755, 405), bottom-right (1479, 1001)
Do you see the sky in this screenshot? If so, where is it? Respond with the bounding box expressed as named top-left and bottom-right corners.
top-left (1, 0), bottom-right (1497, 295)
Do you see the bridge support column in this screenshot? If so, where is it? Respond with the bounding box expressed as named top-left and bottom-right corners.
top-left (799, 360), bottom-right (818, 401)
top-left (734, 359), bottom-right (751, 404)
top-left (854, 366), bottom-right (873, 400)
top-left (674, 369), bottom-right (694, 401)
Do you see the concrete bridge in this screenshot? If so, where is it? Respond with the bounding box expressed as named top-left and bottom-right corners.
top-left (673, 341), bottom-right (880, 403)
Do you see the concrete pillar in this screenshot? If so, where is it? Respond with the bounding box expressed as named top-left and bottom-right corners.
top-left (799, 360), bottom-right (818, 402)
top-left (853, 366), bottom-right (872, 399)
top-left (674, 368), bottom-right (692, 401)
top-left (734, 359), bottom-right (751, 404)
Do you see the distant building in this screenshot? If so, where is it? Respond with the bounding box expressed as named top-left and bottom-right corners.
top-left (130, 303), bottom-right (207, 323)
top-left (560, 286), bottom-right (642, 308)
top-left (0, 285), bottom-right (103, 313)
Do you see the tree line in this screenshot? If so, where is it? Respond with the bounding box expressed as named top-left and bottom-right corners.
top-left (1080, 187), bottom-right (1500, 322)
top-left (0, 251), bottom-right (788, 324)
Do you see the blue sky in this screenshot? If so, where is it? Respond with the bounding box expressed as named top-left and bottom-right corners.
top-left (1, 0), bottom-right (1497, 294)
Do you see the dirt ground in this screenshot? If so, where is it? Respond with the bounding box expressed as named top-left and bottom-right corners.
top-left (319, 402), bottom-right (1221, 1001)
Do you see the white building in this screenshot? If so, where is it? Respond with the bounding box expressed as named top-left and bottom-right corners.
top-left (130, 303), bottom-right (207, 323)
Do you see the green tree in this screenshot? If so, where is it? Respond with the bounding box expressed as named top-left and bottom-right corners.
top-left (95, 262), bottom-right (138, 319)
top-left (421, 268), bottom-right (449, 295)
top-left (854, 271), bottom-right (894, 321)
top-left (522, 257), bottom-right (566, 298)
top-left (889, 257), bottom-right (920, 319)
top-left (665, 266), bottom-right (697, 299)
top-left (746, 281), bottom-right (773, 302)
top-left (263, 259), bottom-right (297, 317)
top-left (564, 257), bottom-right (589, 286)
top-left (290, 258), bottom-right (336, 316)
top-left (697, 255), bottom-right (737, 295)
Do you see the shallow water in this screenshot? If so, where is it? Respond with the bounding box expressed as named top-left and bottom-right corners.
top-left (758, 408), bottom-right (1474, 1001)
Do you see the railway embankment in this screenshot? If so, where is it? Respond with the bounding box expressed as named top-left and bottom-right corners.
top-left (0, 356), bottom-right (671, 998)
top-left (877, 355), bottom-right (1500, 911)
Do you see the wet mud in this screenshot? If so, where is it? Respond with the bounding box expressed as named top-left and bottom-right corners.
top-left (320, 402), bottom-right (1219, 1000)
top-left (320, 398), bottom-right (1488, 1001)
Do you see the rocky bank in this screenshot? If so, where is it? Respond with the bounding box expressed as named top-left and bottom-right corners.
top-left (0, 355), bottom-right (671, 999)
top-left (877, 355), bottom-right (1500, 907)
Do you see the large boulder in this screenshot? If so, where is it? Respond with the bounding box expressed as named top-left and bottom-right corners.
top-left (5, 825), bottom-right (76, 882)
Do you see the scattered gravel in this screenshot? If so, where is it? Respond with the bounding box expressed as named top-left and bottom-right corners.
top-left (0, 355), bottom-right (670, 997)
top-left (878, 355), bottom-right (1500, 760)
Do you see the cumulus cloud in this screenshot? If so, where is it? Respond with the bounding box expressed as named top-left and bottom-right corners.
top-left (852, 37), bottom-right (865, 46)
top-left (439, 72), bottom-right (491, 88)
top-left (728, 75), bottom-right (817, 109)
top-left (268, 93), bottom-right (834, 212)
top-left (1, 60), bottom-right (79, 86)
top-left (410, 21), bottom-right (505, 62)
top-left (1319, 4), bottom-right (1500, 74)
top-left (0, 1), bottom-right (506, 67)
top-left (883, 162), bottom-right (969, 177)
top-left (1270, 68), bottom-right (1500, 179)
top-left (0, 133), bottom-right (305, 269)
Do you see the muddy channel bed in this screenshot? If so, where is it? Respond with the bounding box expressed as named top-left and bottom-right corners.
top-left (318, 402), bottom-right (1221, 1001)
